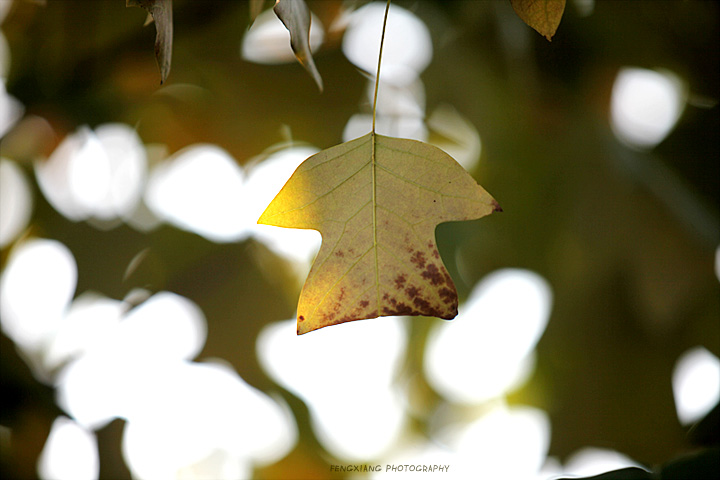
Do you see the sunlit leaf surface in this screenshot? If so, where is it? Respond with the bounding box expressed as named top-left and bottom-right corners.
top-left (259, 132), bottom-right (500, 334)
top-left (510, 0), bottom-right (565, 41)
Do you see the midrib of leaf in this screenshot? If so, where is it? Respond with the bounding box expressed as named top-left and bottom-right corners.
top-left (371, 0), bottom-right (392, 312)
top-left (372, 132), bottom-right (380, 311)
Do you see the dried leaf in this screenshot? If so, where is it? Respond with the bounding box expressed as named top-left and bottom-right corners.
top-left (258, 132), bottom-right (500, 334)
top-left (510, 0), bottom-right (565, 41)
top-left (273, 0), bottom-right (323, 92)
top-left (127, 0), bottom-right (173, 84)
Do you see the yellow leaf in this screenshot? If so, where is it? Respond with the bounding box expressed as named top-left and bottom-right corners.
top-left (510, 0), bottom-right (565, 41)
top-left (258, 132), bottom-right (500, 334)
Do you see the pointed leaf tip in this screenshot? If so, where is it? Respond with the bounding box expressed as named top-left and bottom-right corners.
top-left (510, 0), bottom-right (565, 41)
top-left (273, 0), bottom-right (324, 92)
top-left (128, 0), bottom-right (173, 84)
top-left (260, 133), bottom-right (499, 334)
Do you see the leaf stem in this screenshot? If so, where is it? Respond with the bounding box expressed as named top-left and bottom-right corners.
top-left (371, 0), bottom-right (391, 135)
top-left (371, 0), bottom-right (391, 314)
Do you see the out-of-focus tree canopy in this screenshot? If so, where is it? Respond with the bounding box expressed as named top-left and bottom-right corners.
top-left (1, 1), bottom-right (718, 479)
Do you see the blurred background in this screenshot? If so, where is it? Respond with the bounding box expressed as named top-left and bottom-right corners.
top-left (1, 0), bottom-right (718, 479)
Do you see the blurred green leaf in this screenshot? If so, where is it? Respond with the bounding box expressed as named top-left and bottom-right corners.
top-left (127, 0), bottom-right (173, 84)
top-left (510, 0), bottom-right (565, 41)
top-left (273, 0), bottom-right (323, 91)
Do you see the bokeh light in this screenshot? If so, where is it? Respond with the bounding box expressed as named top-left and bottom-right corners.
top-left (342, 2), bottom-right (432, 86)
top-left (572, 0), bottom-right (595, 17)
top-left (242, 7), bottom-right (324, 65)
top-left (0, 80), bottom-right (23, 137)
top-left (35, 124), bottom-right (146, 225)
top-left (121, 361), bottom-right (296, 480)
top-left (672, 346), bottom-right (720, 425)
top-left (55, 291), bottom-right (207, 429)
top-left (374, 403), bottom-right (551, 479)
top-left (424, 269), bottom-right (553, 404)
top-left (257, 317), bottom-right (407, 460)
top-left (145, 144), bottom-right (247, 241)
top-left (343, 112), bottom-right (428, 143)
top-left (0, 158), bottom-right (33, 248)
top-left (426, 104), bottom-right (482, 172)
top-left (0, 238), bottom-right (77, 353)
top-left (1, 1), bottom-right (717, 478)
top-left (371, 77), bottom-right (426, 121)
top-left (341, 2), bottom-right (432, 145)
top-left (610, 67), bottom-right (686, 149)
top-left (144, 141), bottom-right (323, 266)
top-left (43, 292), bottom-right (125, 372)
top-left (372, 440), bottom-right (455, 479)
top-left (342, 73), bottom-right (428, 143)
top-left (447, 404), bottom-right (550, 479)
top-left (48, 290), bottom-right (296, 479)
top-left (37, 416), bottom-right (99, 480)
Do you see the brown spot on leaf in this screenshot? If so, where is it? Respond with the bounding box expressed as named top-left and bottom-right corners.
top-left (394, 274), bottom-right (407, 290)
top-left (413, 296), bottom-right (430, 310)
top-left (298, 315), bottom-right (305, 322)
top-left (405, 285), bottom-right (420, 298)
top-left (428, 242), bottom-right (440, 259)
top-left (360, 300), bottom-right (369, 308)
top-left (335, 250), bottom-right (345, 257)
top-left (410, 251), bottom-right (426, 269)
top-left (422, 263), bottom-right (446, 285)
top-left (432, 305), bottom-right (450, 318)
top-left (404, 236), bottom-right (413, 253)
top-left (439, 287), bottom-right (455, 304)
top-left (383, 303), bottom-right (415, 316)
top-left (492, 200), bottom-right (503, 212)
